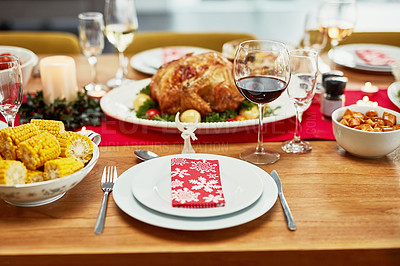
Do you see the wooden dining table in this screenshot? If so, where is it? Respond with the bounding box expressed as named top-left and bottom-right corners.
top-left (1, 53), bottom-right (399, 266)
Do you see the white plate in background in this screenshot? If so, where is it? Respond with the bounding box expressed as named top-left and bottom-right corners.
top-left (329, 44), bottom-right (400, 73)
top-left (387, 82), bottom-right (400, 109)
top-left (130, 46), bottom-right (213, 75)
top-left (0, 121), bottom-right (7, 130)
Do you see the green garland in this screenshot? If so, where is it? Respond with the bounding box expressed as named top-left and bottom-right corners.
top-left (19, 91), bottom-right (104, 130)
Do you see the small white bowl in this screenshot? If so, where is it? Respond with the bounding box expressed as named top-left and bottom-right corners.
top-left (0, 143), bottom-right (99, 207)
top-left (332, 105), bottom-right (400, 158)
top-left (0, 45), bottom-right (38, 85)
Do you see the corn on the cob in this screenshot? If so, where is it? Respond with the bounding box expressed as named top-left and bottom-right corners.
top-left (57, 131), bottom-right (74, 157)
top-left (0, 124), bottom-right (40, 160)
top-left (44, 157), bottom-right (84, 180)
top-left (0, 160), bottom-right (27, 185)
top-left (30, 119), bottom-right (66, 137)
top-left (59, 132), bottom-right (93, 163)
top-left (17, 132), bottom-right (61, 170)
top-left (26, 170), bottom-right (45, 183)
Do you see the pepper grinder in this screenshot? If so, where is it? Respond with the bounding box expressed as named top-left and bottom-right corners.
top-left (317, 70), bottom-right (344, 106)
top-left (321, 76), bottom-right (347, 120)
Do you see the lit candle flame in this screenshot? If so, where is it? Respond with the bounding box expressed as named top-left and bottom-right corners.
top-left (356, 96), bottom-right (378, 107)
top-left (361, 82), bottom-right (378, 93)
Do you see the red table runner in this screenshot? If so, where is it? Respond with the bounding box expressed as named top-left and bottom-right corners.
top-left (6, 88), bottom-right (397, 146)
top-left (83, 88), bottom-right (398, 146)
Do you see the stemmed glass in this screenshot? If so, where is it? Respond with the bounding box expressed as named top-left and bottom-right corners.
top-left (303, 11), bottom-right (328, 53)
top-left (281, 49), bottom-right (318, 154)
top-left (233, 40), bottom-right (291, 165)
top-left (78, 12), bottom-right (108, 95)
top-left (317, 0), bottom-right (357, 68)
top-left (104, 0), bottom-right (138, 88)
top-left (0, 55), bottom-right (23, 127)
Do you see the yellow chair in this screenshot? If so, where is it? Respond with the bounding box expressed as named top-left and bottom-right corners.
top-left (0, 31), bottom-right (81, 54)
top-left (125, 31), bottom-right (257, 54)
top-left (303, 31), bottom-right (400, 51)
top-left (339, 32), bottom-right (400, 47)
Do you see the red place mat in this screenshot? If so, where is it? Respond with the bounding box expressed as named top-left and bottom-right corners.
top-left (82, 88), bottom-right (397, 146)
top-left (7, 88), bottom-right (398, 146)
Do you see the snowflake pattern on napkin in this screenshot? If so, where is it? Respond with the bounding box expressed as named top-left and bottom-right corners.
top-left (171, 158), bottom-right (225, 208)
top-left (355, 48), bottom-right (396, 66)
top-left (162, 47), bottom-right (192, 64)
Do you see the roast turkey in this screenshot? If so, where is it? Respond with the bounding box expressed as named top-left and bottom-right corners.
top-left (149, 52), bottom-right (244, 116)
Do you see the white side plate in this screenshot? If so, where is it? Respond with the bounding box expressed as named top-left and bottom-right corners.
top-left (113, 160), bottom-right (278, 231)
top-left (387, 82), bottom-right (400, 109)
top-left (130, 154), bottom-right (264, 218)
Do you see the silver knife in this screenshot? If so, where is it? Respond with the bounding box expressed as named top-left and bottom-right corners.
top-left (270, 170), bottom-right (296, 231)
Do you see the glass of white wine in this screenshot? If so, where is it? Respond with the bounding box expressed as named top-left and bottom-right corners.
top-left (303, 11), bottom-right (327, 53)
top-left (78, 12), bottom-right (108, 95)
top-left (104, 0), bottom-right (138, 88)
top-left (317, 0), bottom-right (357, 68)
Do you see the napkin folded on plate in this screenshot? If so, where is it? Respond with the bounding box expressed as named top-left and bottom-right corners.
top-left (355, 48), bottom-right (396, 66)
top-left (170, 158), bottom-right (225, 208)
top-left (162, 47), bottom-right (192, 64)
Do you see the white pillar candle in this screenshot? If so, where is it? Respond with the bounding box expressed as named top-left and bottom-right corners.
top-left (40, 56), bottom-right (78, 104)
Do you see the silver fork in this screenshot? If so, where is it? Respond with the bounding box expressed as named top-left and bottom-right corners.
top-left (94, 166), bottom-right (118, 234)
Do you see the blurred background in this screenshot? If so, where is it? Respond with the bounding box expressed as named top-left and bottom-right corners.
top-left (0, 0), bottom-right (399, 53)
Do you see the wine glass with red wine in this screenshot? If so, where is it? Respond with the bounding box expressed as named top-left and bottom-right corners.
top-left (233, 40), bottom-right (290, 165)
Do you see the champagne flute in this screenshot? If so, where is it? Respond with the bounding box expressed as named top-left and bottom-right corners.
top-left (78, 12), bottom-right (108, 95)
top-left (281, 49), bottom-right (318, 154)
top-left (317, 0), bottom-right (357, 69)
top-left (0, 55), bottom-right (23, 127)
top-left (233, 40), bottom-right (290, 165)
top-left (104, 0), bottom-right (138, 88)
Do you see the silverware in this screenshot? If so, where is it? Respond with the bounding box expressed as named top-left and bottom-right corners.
top-left (134, 150), bottom-right (159, 161)
top-left (94, 166), bottom-right (118, 234)
top-left (270, 170), bottom-right (296, 231)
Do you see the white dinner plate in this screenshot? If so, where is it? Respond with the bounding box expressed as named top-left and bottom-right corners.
top-left (130, 46), bottom-right (213, 75)
top-left (329, 44), bottom-right (400, 73)
top-left (387, 81), bottom-right (400, 109)
top-left (130, 154), bottom-right (264, 218)
top-left (113, 159), bottom-right (278, 231)
top-left (0, 121), bottom-right (7, 130)
top-left (100, 78), bottom-right (296, 134)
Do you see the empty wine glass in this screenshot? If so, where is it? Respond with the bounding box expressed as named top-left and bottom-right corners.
top-left (233, 40), bottom-right (291, 165)
top-left (0, 55), bottom-right (23, 127)
top-left (104, 0), bottom-right (138, 88)
top-left (78, 12), bottom-right (108, 95)
top-left (317, 0), bottom-right (357, 68)
top-left (281, 49), bottom-right (318, 154)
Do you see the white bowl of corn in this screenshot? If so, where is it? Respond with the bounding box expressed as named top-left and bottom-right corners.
top-left (0, 119), bottom-right (99, 207)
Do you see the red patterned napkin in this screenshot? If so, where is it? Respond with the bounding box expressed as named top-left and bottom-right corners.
top-left (170, 158), bottom-right (225, 208)
top-left (355, 48), bottom-right (396, 66)
top-left (162, 47), bottom-right (192, 63)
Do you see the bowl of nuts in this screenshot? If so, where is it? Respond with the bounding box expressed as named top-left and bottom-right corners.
top-left (332, 105), bottom-right (400, 158)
